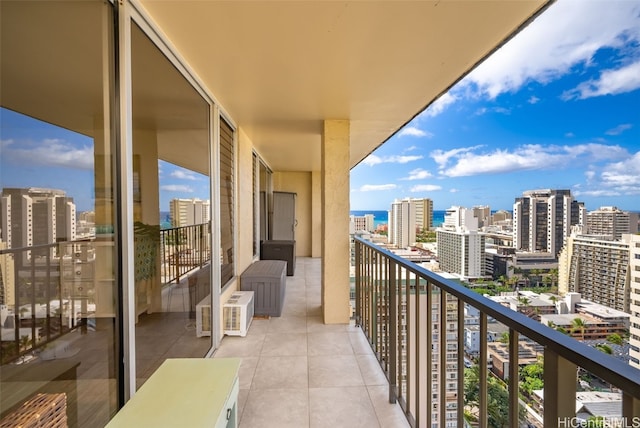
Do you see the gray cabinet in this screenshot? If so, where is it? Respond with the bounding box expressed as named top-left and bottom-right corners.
top-left (272, 191), bottom-right (296, 241)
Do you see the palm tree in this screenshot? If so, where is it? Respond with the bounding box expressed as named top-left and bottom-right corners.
top-left (607, 333), bottom-right (623, 346)
top-left (571, 317), bottom-right (586, 341)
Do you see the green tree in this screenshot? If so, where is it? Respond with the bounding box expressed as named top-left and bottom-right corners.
top-left (520, 358), bottom-right (544, 394)
top-left (606, 333), bottom-right (623, 346)
top-left (595, 344), bottom-right (613, 355)
top-left (571, 317), bottom-right (586, 341)
top-left (464, 366), bottom-right (524, 427)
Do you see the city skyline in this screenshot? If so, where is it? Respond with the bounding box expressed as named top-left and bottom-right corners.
top-left (350, 0), bottom-right (640, 212)
top-left (2, 1), bottom-right (639, 214)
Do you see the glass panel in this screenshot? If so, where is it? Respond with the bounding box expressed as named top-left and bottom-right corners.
top-left (130, 22), bottom-right (212, 387)
top-left (0, 1), bottom-right (118, 426)
top-left (220, 118), bottom-right (234, 286)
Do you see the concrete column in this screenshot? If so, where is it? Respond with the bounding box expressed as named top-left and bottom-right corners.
top-left (311, 171), bottom-right (322, 258)
top-left (321, 120), bottom-right (350, 324)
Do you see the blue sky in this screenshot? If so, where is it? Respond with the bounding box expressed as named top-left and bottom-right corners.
top-left (2, 0), bottom-right (639, 214)
top-left (351, 0), bottom-right (640, 211)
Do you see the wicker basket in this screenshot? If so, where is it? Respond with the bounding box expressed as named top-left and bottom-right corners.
top-left (0, 393), bottom-right (67, 428)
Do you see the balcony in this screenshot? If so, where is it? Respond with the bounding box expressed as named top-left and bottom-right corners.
top-left (353, 237), bottom-right (640, 427)
top-left (213, 257), bottom-right (409, 428)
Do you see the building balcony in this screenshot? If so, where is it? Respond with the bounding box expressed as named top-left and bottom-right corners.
top-left (213, 257), bottom-right (409, 427)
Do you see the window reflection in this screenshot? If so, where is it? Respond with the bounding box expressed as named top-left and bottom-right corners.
top-left (0, 1), bottom-right (118, 425)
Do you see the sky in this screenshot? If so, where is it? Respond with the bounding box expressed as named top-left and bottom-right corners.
top-left (350, 0), bottom-right (640, 212)
top-left (1, 0), bottom-right (639, 214)
top-left (0, 108), bottom-right (209, 212)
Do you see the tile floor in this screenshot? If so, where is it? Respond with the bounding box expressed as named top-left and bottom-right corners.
top-left (213, 257), bottom-right (410, 428)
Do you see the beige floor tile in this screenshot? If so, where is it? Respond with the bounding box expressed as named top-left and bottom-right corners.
top-left (309, 387), bottom-right (379, 428)
top-left (251, 356), bottom-right (308, 390)
top-left (348, 331), bottom-right (374, 355)
top-left (238, 357), bottom-right (259, 390)
top-left (308, 355), bottom-right (364, 388)
top-left (366, 385), bottom-right (411, 428)
top-left (356, 354), bottom-right (389, 386)
top-left (215, 333), bottom-right (266, 357)
top-left (240, 389), bottom-right (309, 428)
top-left (306, 316), bottom-right (349, 333)
top-left (307, 332), bottom-right (354, 356)
top-left (267, 315), bottom-right (307, 334)
top-left (260, 332), bottom-right (308, 357)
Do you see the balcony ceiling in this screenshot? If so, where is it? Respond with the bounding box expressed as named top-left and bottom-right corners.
top-left (138, 0), bottom-right (550, 172)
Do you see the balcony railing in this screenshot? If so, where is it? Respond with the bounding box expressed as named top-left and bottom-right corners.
top-left (0, 240), bottom-right (94, 364)
top-left (159, 223), bottom-right (211, 285)
top-left (354, 237), bottom-right (640, 428)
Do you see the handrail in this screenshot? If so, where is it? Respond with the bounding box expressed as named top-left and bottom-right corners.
top-left (159, 223), bottom-right (211, 285)
top-left (354, 236), bottom-right (640, 427)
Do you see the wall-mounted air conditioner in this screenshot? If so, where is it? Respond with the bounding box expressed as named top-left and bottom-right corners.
top-left (196, 295), bottom-right (212, 338)
top-left (223, 291), bottom-right (254, 337)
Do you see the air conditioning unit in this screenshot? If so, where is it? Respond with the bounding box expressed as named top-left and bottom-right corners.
top-left (196, 295), bottom-right (212, 338)
top-left (223, 291), bottom-right (254, 337)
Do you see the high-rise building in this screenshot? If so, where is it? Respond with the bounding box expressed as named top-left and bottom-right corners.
top-left (559, 233), bottom-right (631, 313)
top-left (413, 198), bottom-right (433, 231)
top-left (0, 188), bottom-right (76, 249)
top-left (628, 235), bottom-right (640, 370)
top-left (513, 189), bottom-right (585, 256)
top-left (586, 206), bottom-right (639, 240)
top-left (350, 213), bottom-right (375, 232)
top-left (436, 206), bottom-right (485, 279)
top-left (169, 198), bottom-right (211, 227)
top-left (387, 197), bottom-right (433, 248)
top-left (473, 205), bottom-right (491, 228)
top-left (388, 199), bottom-right (416, 248)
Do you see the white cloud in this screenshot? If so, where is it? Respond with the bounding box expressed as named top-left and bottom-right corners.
top-left (563, 152), bottom-right (640, 198)
top-left (564, 61), bottom-right (640, 100)
top-left (430, 145), bottom-right (484, 168)
top-left (361, 154), bottom-right (423, 166)
top-left (410, 184), bottom-right (442, 193)
top-left (462, 0), bottom-right (640, 99)
top-left (565, 132), bottom-right (575, 138)
top-left (398, 127), bottom-right (433, 138)
top-left (604, 123), bottom-right (633, 136)
top-left (528, 96), bottom-right (540, 104)
top-left (401, 168), bottom-right (432, 181)
top-left (434, 143), bottom-right (628, 177)
top-left (421, 92), bottom-right (457, 117)
top-left (359, 184), bottom-right (397, 192)
top-left (404, 145), bottom-right (418, 152)
top-left (449, 188), bottom-right (459, 193)
top-left (2, 138), bottom-right (93, 170)
top-left (160, 184), bottom-right (194, 193)
top-left (170, 169), bottom-right (200, 180)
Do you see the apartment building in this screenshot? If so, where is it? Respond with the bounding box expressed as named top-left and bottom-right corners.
top-left (388, 197), bottom-right (433, 248)
top-left (586, 206), bottom-right (639, 240)
top-left (559, 234), bottom-right (631, 313)
top-left (169, 198), bottom-right (211, 227)
top-left (436, 206), bottom-right (485, 280)
top-left (350, 213), bottom-right (375, 233)
top-left (513, 189), bottom-right (585, 256)
top-left (629, 235), bottom-right (640, 369)
top-left (472, 205), bottom-right (491, 228)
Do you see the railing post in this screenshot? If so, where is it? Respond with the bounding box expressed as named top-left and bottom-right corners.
top-left (508, 328), bottom-right (520, 427)
top-left (622, 393), bottom-right (640, 422)
top-left (355, 240), bottom-right (361, 327)
top-left (479, 313), bottom-right (488, 428)
top-left (389, 259), bottom-right (397, 404)
top-left (543, 348), bottom-right (576, 427)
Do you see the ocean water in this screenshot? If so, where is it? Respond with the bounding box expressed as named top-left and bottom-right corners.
top-left (351, 210), bottom-right (445, 228)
